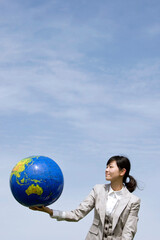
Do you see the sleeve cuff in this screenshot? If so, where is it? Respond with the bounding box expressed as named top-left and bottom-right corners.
top-left (50, 210), bottom-right (66, 220)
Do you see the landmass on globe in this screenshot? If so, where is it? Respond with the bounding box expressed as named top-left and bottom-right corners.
top-left (10, 156), bottom-right (43, 196)
top-left (25, 184), bottom-right (43, 196)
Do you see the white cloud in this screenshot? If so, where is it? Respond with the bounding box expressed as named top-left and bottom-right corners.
top-left (0, 58), bottom-right (160, 122)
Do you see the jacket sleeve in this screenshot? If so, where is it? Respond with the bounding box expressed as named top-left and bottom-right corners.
top-left (55, 187), bottom-right (96, 222)
top-left (121, 198), bottom-right (141, 240)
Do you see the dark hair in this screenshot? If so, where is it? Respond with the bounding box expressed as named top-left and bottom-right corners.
top-left (107, 155), bottom-right (137, 192)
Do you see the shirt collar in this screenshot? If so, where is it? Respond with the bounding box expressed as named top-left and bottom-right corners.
top-left (108, 185), bottom-right (125, 199)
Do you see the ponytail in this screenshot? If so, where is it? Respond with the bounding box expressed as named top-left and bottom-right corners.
top-left (123, 175), bottom-right (137, 193)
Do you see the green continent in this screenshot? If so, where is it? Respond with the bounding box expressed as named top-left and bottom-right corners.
top-left (10, 156), bottom-right (41, 186)
top-left (25, 184), bottom-right (43, 196)
top-left (10, 157), bottom-right (33, 180)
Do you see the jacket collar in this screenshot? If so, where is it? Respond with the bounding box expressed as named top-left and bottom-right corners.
top-left (99, 184), bottom-right (109, 224)
top-left (112, 187), bottom-right (131, 231)
top-left (99, 184), bottom-right (131, 230)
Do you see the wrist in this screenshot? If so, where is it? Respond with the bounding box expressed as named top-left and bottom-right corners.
top-left (49, 209), bottom-right (53, 216)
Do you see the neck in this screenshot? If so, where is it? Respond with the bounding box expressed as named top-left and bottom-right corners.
top-left (110, 180), bottom-right (123, 191)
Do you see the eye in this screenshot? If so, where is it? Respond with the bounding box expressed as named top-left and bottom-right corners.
top-left (109, 165), bottom-right (113, 168)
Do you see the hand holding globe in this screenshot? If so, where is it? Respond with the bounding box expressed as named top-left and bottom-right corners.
top-left (29, 205), bottom-right (54, 216)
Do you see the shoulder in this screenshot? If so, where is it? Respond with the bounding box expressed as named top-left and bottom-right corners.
top-left (125, 188), bottom-right (141, 204)
top-left (92, 183), bottom-right (110, 192)
top-left (90, 184), bottom-right (108, 199)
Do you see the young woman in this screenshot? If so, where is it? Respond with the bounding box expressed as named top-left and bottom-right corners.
top-left (30, 155), bottom-right (141, 240)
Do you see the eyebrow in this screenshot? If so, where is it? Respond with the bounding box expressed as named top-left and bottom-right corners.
top-left (106, 163), bottom-right (113, 167)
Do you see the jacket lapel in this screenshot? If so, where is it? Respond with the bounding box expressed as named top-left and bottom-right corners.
top-left (112, 187), bottom-right (131, 231)
top-left (99, 184), bottom-right (109, 224)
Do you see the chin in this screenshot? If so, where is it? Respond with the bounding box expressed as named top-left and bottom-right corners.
top-left (106, 177), bottom-right (111, 181)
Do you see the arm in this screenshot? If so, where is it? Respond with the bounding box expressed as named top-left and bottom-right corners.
top-left (61, 187), bottom-right (95, 222)
top-left (29, 186), bottom-right (96, 222)
top-left (121, 199), bottom-right (141, 240)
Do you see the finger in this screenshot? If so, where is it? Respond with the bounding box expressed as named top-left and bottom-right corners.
top-left (29, 206), bottom-right (41, 211)
top-left (29, 206), bottom-right (36, 210)
top-left (35, 206), bottom-right (43, 211)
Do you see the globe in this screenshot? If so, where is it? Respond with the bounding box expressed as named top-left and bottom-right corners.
top-left (10, 156), bottom-right (64, 207)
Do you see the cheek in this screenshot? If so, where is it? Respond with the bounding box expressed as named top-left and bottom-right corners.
top-left (110, 169), bottom-right (118, 175)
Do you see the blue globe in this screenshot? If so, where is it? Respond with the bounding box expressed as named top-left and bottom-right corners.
top-left (10, 156), bottom-right (64, 207)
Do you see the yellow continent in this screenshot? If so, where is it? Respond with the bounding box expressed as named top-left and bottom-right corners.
top-left (10, 157), bottom-right (33, 179)
top-left (10, 156), bottom-right (41, 185)
top-left (25, 184), bottom-right (43, 196)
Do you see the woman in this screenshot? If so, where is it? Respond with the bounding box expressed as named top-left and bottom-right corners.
top-left (30, 155), bottom-right (141, 240)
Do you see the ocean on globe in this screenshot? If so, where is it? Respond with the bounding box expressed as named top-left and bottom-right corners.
top-left (10, 156), bottom-right (64, 207)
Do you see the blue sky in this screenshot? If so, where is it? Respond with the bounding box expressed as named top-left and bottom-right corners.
top-left (1, 0), bottom-right (160, 239)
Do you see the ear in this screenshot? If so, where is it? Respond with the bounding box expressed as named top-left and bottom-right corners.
top-left (120, 168), bottom-right (126, 177)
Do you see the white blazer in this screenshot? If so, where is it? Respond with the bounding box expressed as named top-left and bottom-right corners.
top-left (60, 184), bottom-right (140, 240)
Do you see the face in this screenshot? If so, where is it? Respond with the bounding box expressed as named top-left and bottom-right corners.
top-left (105, 160), bottom-right (125, 182)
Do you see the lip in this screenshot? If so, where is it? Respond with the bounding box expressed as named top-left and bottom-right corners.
top-left (106, 174), bottom-right (110, 177)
